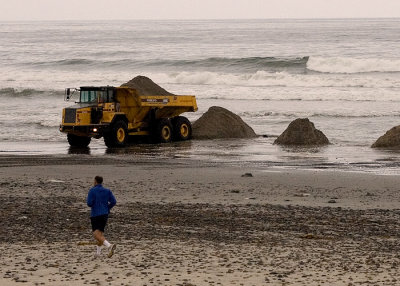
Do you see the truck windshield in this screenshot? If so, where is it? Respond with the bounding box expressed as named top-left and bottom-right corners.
top-left (80, 90), bottom-right (97, 103)
top-left (80, 90), bottom-right (112, 103)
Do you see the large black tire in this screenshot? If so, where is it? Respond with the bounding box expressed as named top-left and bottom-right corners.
top-left (67, 134), bottom-right (91, 147)
top-left (171, 116), bottom-right (192, 141)
top-left (153, 118), bottom-right (173, 143)
top-left (104, 120), bottom-right (128, 148)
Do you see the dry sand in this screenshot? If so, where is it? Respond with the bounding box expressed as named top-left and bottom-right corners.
top-left (1, 155), bottom-right (400, 286)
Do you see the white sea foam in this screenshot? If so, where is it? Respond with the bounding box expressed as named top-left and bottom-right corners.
top-left (240, 109), bottom-right (400, 119)
top-left (1, 69), bottom-right (399, 104)
top-left (307, 56), bottom-right (400, 74)
top-left (153, 70), bottom-right (400, 89)
top-left (2, 66), bottom-right (399, 96)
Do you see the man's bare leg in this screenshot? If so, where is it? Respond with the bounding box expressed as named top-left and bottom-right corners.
top-left (93, 230), bottom-right (104, 256)
top-left (93, 230), bottom-right (105, 244)
top-left (93, 229), bottom-right (115, 257)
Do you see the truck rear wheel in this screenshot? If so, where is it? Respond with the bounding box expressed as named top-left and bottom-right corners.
top-left (154, 118), bottom-right (173, 143)
top-left (104, 120), bottom-right (128, 148)
top-left (172, 116), bottom-right (192, 141)
top-left (67, 134), bottom-right (91, 147)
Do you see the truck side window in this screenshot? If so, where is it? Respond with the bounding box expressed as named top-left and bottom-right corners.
top-left (89, 91), bottom-right (96, 102)
top-left (97, 91), bottom-right (105, 103)
top-left (108, 89), bottom-right (114, 102)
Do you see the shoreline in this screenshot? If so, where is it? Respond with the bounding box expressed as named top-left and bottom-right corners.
top-left (1, 155), bottom-right (400, 285)
top-left (2, 137), bottom-right (400, 176)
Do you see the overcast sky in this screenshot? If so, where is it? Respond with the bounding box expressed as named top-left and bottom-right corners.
top-left (0, 0), bottom-right (399, 21)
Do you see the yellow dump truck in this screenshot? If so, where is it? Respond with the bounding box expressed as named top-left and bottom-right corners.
top-left (60, 86), bottom-right (197, 148)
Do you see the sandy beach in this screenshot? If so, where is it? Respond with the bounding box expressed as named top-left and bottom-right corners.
top-left (0, 154), bottom-right (399, 285)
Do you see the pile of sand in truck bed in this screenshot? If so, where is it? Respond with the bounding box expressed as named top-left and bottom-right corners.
top-left (121, 76), bottom-right (174, 96)
top-left (274, 118), bottom-right (329, 146)
top-left (192, 106), bottom-right (257, 139)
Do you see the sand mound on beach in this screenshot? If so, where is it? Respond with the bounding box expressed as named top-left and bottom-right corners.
top-left (372, 125), bottom-right (400, 148)
top-left (121, 75), bottom-right (174, 96)
top-left (192, 106), bottom-right (257, 139)
top-left (274, 118), bottom-right (329, 145)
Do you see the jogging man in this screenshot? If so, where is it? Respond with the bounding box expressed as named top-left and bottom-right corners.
top-left (87, 176), bottom-right (117, 258)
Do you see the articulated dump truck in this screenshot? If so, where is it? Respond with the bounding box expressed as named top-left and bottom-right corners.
top-left (60, 86), bottom-right (197, 148)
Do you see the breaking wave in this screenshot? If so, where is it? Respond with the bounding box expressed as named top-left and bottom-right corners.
top-left (0, 88), bottom-right (44, 97)
top-left (25, 55), bottom-right (400, 75)
top-left (28, 56), bottom-right (310, 73)
top-left (0, 88), bottom-right (61, 97)
top-left (157, 70), bottom-right (400, 89)
top-left (144, 56), bottom-right (309, 72)
top-left (240, 110), bottom-right (400, 119)
top-left (307, 56), bottom-right (400, 74)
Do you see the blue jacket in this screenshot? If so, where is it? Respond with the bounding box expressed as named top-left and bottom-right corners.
top-left (87, 184), bottom-right (117, 217)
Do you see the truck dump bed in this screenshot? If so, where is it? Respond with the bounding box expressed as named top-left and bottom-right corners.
top-left (115, 87), bottom-right (197, 124)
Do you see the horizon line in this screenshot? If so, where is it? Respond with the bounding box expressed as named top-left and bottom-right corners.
top-left (1, 16), bottom-right (399, 22)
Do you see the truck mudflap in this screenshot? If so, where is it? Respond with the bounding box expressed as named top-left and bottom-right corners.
top-left (59, 124), bottom-right (110, 138)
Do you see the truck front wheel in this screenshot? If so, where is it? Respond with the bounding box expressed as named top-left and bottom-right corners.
top-left (172, 116), bottom-right (192, 141)
top-left (104, 120), bottom-right (128, 148)
top-left (67, 134), bottom-right (91, 147)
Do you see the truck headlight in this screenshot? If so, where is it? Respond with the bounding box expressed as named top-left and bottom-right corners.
top-left (93, 128), bottom-right (98, 132)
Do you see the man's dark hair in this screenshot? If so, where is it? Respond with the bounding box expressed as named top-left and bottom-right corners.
top-left (94, 176), bottom-right (103, 184)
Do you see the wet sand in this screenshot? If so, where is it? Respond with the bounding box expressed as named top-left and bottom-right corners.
top-left (1, 155), bottom-right (400, 285)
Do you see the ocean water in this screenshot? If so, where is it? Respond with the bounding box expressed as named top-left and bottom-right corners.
top-left (1, 19), bottom-right (400, 173)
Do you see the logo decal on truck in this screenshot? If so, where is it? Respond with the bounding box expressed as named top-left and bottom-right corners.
top-left (142, 98), bottom-right (169, 104)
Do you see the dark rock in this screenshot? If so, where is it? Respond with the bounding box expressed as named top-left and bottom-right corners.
top-left (372, 125), bottom-right (400, 148)
top-left (192, 106), bottom-right (257, 139)
top-left (241, 173), bottom-right (253, 177)
top-left (274, 118), bottom-right (329, 146)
